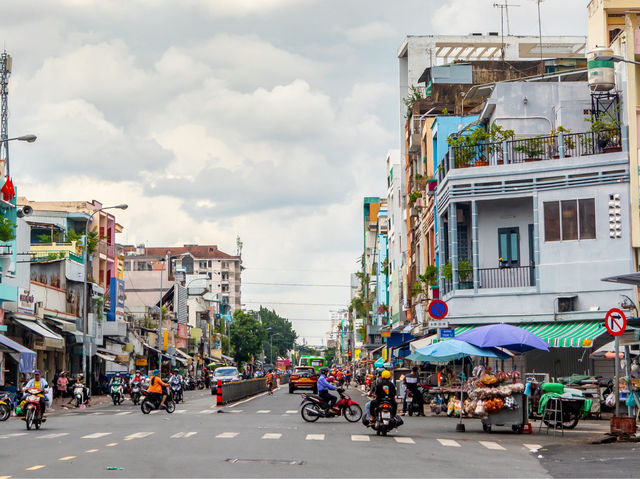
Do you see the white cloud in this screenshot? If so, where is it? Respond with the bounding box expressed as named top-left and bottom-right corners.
top-left (345, 21), bottom-right (396, 43)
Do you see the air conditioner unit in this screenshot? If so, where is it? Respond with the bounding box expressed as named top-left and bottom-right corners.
top-left (557, 296), bottom-right (577, 313)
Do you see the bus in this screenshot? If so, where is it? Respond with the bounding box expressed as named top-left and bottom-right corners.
top-left (299, 355), bottom-right (326, 373)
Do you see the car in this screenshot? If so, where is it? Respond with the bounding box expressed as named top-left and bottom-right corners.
top-left (210, 367), bottom-right (242, 393)
top-left (289, 366), bottom-right (318, 394)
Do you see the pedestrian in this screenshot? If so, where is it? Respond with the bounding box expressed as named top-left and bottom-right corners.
top-left (56, 372), bottom-right (69, 407)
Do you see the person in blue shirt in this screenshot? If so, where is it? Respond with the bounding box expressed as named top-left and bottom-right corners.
top-left (317, 368), bottom-right (338, 411)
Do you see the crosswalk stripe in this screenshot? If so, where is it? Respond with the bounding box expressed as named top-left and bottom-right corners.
top-left (59, 456), bottom-right (76, 461)
top-left (286, 410), bottom-right (297, 414)
top-left (149, 410), bottom-right (160, 415)
top-left (257, 410), bottom-right (270, 414)
top-left (171, 432), bottom-right (185, 438)
top-left (89, 412), bottom-right (104, 415)
top-left (216, 432), bottom-right (238, 438)
top-left (437, 438), bottom-right (461, 447)
top-left (394, 437), bottom-right (415, 444)
top-left (0, 475), bottom-right (12, 478)
top-left (105, 443), bottom-right (118, 447)
top-left (184, 432), bottom-right (198, 438)
top-left (82, 433), bottom-right (112, 439)
top-left (261, 433), bottom-right (282, 439)
top-left (199, 410), bottom-right (214, 414)
top-left (115, 411), bottom-right (132, 416)
top-left (351, 435), bottom-right (370, 442)
top-left (85, 449), bottom-right (99, 453)
top-left (479, 441), bottom-right (506, 450)
top-left (305, 434), bottom-right (324, 441)
top-left (25, 466), bottom-right (45, 471)
top-left (229, 410), bottom-right (243, 413)
top-left (174, 410), bottom-right (187, 414)
top-left (37, 433), bottom-right (69, 439)
top-left (124, 432), bottom-right (154, 440)
top-left (523, 443), bottom-right (542, 451)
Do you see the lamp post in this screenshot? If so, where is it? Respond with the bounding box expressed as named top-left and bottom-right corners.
top-left (593, 54), bottom-right (640, 67)
top-left (82, 204), bottom-right (127, 392)
top-left (1, 134), bottom-right (37, 178)
top-left (269, 332), bottom-right (280, 365)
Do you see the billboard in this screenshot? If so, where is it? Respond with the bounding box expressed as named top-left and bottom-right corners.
top-left (107, 278), bottom-right (125, 322)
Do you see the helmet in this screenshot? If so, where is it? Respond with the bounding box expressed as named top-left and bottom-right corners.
top-left (381, 370), bottom-right (391, 379)
top-left (320, 368), bottom-right (329, 376)
top-left (135, 370), bottom-right (140, 374)
top-left (153, 369), bottom-right (160, 376)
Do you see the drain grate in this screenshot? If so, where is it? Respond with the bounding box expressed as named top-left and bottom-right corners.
top-left (225, 458), bottom-right (305, 466)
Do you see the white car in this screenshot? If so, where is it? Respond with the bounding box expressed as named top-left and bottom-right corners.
top-left (212, 367), bottom-right (241, 384)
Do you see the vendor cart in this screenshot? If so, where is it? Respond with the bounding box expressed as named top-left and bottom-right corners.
top-left (481, 393), bottom-right (528, 433)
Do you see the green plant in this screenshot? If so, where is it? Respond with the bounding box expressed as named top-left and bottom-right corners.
top-left (409, 191), bottom-right (422, 203)
top-left (37, 233), bottom-right (52, 244)
top-left (402, 85), bottom-right (425, 119)
top-left (513, 136), bottom-right (545, 159)
top-left (549, 126), bottom-right (575, 152)
top-left (447, 128), bottom-right (491, 167)
top-left (586, 107), bottom-right (621, 148)
top-left (458, 260), bottom-right (473, 282)
top-left (421, 265), bottom-right (439, 287)
top-left (441, 262), bottom-right (453, 282)
top-left (0, 216), bottom-right (16, 242)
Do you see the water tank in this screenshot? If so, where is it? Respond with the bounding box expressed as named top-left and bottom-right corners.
top-left (588, 47), bottom-right (616, 91)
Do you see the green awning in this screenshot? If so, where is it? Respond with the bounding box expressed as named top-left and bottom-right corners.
top-left (453, 321), bottom-right (607, 348)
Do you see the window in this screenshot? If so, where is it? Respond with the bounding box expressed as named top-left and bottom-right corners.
top-left (124, 261), bottom-right (131, 271)
top-left (544, 199), bottom-right (596, 241)
top-left (498, 227), bottom-right (520, 266)
top-left (199, 261), bottom-right (207, 269)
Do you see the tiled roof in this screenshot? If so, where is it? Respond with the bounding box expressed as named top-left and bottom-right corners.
top-left (144, 245), bottom-right (238, 260)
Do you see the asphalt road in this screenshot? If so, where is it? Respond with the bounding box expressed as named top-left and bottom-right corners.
top-left (0, 385), bottom-right (634, 478)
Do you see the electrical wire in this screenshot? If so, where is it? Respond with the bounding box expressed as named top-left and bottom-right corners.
top-left (243, 282), bottom-right (351, 288)
top-left (242, 300), bottom-right (346, 306)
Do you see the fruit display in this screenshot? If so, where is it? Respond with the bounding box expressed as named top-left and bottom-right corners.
top-left (464, 367), bottom-right (525, 417)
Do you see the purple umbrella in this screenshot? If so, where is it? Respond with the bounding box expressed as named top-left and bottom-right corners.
top-left (456, 324), bottom-right (550, 353)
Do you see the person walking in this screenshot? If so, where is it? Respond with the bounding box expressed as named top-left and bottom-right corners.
top-left (56, 372), bottom-right (69, 407)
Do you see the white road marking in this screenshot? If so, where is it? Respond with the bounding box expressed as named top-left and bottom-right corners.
top-left (216, 432), bottom-right (238, 438)
top-left (124, 432), bottom-right (154, 440)
top-left (229, 410), bottom-right (243, 413)
top-left (171, 432), bottom-right (185, 438)
top-left (174, 410), bottom-right (187, 414)
top-left (351, 435), bottom-right (370, 442)
top-left (200, 410), bottom-right (214, 414)
top-left (305, 434), bottom-right (324, 441)
top-left (184, 432), bottom-right (198, 438)
top-left (37, 433), bottom-right (69, 439)
top-left (437, 438), bottom-right (461, 447)
top-left (286, 410), bottom-right (297, 414)
top-left (89, 412), bottom-right (104, 415)
top-left (394, 437), bottom-right (415, 444)
top-left (256, 410), bottom-right (270, 414)
top-left (149, 410), bottom-right (160, 415)
top-left (479, 441), bottom-right (506, 451)
top-left (85, 449), bottom-right (99, 453)
top-left (25, 465), bottom-right (45, 471)
top-left (82, 433), bottom-right (112, 439)
top-left (171, 432), bottom-right (198, 438)
top-left (115, 411), bottom-right (132, 416)
top-left (58, 456), bottom-right (76, 461)
top-left (261, 433), bottom-right (282, 439)
top-left (523, 443), bottom-right (542, 451)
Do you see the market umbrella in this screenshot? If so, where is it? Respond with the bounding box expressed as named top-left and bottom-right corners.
top-left (455, 323), bottom-right (550, 353)
top-left (373, 357), bottom-right (385, 368)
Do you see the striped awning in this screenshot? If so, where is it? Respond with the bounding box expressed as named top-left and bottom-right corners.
top-left (453, 321), bottom-right (608, 348)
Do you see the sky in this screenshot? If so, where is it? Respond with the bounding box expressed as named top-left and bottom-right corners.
top-left (2, 0), bottom-right (589, 344)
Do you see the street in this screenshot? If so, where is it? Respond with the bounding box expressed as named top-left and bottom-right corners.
top-left (1, 385), bottom-right (633, 478)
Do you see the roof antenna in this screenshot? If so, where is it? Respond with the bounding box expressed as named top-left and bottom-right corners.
top-left (494, 1), bottom-right (520, 60)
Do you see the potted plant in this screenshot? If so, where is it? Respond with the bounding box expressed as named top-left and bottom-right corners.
top-left (550, 126), bottom-right (574, 158)
top-left (587, 109), bottom-right (621, 152)
top-left (486, 124), bottom-right (515, 164)
top-left (458, 260), bottom-right (473, 289)
top-left (0, 216), bottom-right (16, 243)
top-left (513, 136), bottom-right (545, 161)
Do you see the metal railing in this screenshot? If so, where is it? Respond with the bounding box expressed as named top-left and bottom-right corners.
top-left (438, 128), bottom-right (622, 181)
top-left (30, 250), bottom-right (84, 263)
top-left (218, 378), bottom-right (267, 405)
top-left (441, 265), bottom-right (534, 294)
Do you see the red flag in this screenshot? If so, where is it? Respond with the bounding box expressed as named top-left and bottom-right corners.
top-left (1, 177), bottom-right (15, 201)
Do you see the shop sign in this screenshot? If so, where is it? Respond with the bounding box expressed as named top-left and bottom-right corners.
top-left (107, 278), bottom-right (125, 322)
top-left (18, 289), bottom-right (35, 315)
top-left (135, 358), bottom-right (147, 366)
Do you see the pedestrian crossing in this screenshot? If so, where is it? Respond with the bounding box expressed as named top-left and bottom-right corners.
top-left (0, 428), bottom-right (536, 451)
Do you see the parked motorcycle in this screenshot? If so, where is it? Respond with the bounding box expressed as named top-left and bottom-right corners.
top-left (0, 393), bottom-right (12, 421)
top-left (369, 399), bottom-right (402, 436)
top-left (300, 388), bottom-right (362, 422)
top-left (22, 387), bottom-right (45, 430)
top-left (130, 383), bottom-right (142, 405)
top-left (140, 389), bottom-right (175, 414)
top-left (185, 376), bottom-right (196, 391)
top-left (405, 389), bottom-right (425, 417)
top-left (110, 384), bottom-right (125, 405)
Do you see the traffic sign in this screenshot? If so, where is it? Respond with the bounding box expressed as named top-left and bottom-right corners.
top-left (428, 320), bottom-right (449, 329)
top-left (440, 328), bottom-right (455, 339)
top-left (605, 308), bottom-right (627, 337)
top-left (428, 300), bottom-right (449, 320)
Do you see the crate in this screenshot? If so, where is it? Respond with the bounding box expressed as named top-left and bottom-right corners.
top-left (610, 416), bottom-right (636, 435)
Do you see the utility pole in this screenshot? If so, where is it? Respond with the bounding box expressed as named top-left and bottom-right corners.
top-left (157, 257), bottom-right (165, 372)
top-left (0, 51), bottom-right (11, 177)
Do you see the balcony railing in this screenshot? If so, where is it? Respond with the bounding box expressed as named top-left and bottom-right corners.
top-left (442, 265), bottom-right (534, 295)
top-left (438, 128), bottom-right (622, 180)
top-left (30, 250), bottom-right (84, 263)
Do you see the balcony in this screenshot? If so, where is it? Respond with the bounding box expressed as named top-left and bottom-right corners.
top-left (30, 249), bottom-right (83, 264)
top-left (442, 266), bottom-right (534, 295)
top-left (408, 116), bottom-right (422, 153)
top-left (438, 128), bottom-right (622, 180)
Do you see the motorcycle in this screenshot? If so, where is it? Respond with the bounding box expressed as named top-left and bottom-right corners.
top-left (0, 393), bottom-right (12, 421)
top-left (130, 383), bottom-right (142, 405)
top-left (140, 388), bottom-right (175, 414)
top-left (300, 388), bottom-right (362, 423)
top-left (110, 383), bottom-right (125, 405)
top-left (185, 376), bottom-right (196, 391)
top-left (369, 399), bottom-right (402, 436)
top-left (72, 383), bottom-right (88, 408)
top-left (196, 378), bottom-right (206, 390)
top-left (405, 388), bottom-right (425, 417)
top-left (170, 382), bottom-right (183, 403)
top-left (22, 387), bottom-right (45, 430)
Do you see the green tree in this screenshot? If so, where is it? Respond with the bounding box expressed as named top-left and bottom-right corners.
top-left (258, 307), bottom-right (298, 363)
top-left (229, 310), bottom-right (266, 364)
top-left (324, 347), bottom-right (336, 367)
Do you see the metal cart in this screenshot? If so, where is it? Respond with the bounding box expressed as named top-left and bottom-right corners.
top-left (481, 393), bottom-right (528, 433)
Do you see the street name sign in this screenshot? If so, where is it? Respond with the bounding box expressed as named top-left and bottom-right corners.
top-left (440, 328), bottom-right (455, 338)
top-left (605, 308), bottom-right (627, 337)
top-left (428, 300), bottom-right (448, 319)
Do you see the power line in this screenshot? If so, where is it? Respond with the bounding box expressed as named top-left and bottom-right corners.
top-left (243, 300), bottom-right (346, 306)
top-left (244, 267), bottom-right (352, 273)
top-left (243, 282), bottom-right (351, 288)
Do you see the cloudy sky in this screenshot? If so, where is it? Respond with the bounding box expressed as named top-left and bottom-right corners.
top-left (3, 0), bottom-right (588, 343)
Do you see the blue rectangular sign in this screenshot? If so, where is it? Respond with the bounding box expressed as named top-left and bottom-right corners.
top-left (440, 328), bottom-right (455, 338)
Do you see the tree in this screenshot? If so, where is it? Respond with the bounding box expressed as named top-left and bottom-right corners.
top-left (258, 307), bottom-right (298, 363)
top-left (324, 347), bottom-right (336, 367)
top-left (229, 310), bottom-right (266, 364)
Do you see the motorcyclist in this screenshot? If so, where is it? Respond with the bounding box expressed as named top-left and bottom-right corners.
top-left (317, 367), bottom-right (339, 412)
top-left (168, 370), bottom-right (183, 402)
top-left (67, 374), bottom-right (91, 406)
top-left (23, 370), bottom-right (49, 417)
top-left (131, 370), bottom-right (144, 385)
top-left (364, 370), bottom-right (397, 425)
top-left (148, 369), bottom-right (169, 408)
top-left (403, 366), bottom-right (425, 416)
top-left (109, 372), bottom-right (123, 394)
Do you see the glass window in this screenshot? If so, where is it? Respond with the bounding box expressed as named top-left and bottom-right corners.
top-left (498, 227), bottom-right (519, 266)
top-left (561, 200), bottom-right (578, 240)
top-left (544, 202), bottom-right (561, 241)
top-left (579, 198), bottom-right (596, 239)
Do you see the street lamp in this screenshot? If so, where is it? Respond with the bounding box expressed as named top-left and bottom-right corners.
top-left (269, 332), bottom-right (280, 365)
top-left (82, 204), bottom-right (128, 392)
top-left (593, 54), bottom-right (640, 67)
top-left (1, 134), bottom-right (37, 177)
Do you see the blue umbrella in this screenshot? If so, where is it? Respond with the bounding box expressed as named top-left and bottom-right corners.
top-left (373, 357), bottom-right (385, 368)
top-left (455, 324), bottom-right (550, 353)
top-left (415, 339), bottom-right (510, 363)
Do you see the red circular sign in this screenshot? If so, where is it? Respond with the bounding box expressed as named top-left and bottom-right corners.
top-left (605, 308), bottom-right (627, 337)
top-left (428, 300), bottom-right (448, 319)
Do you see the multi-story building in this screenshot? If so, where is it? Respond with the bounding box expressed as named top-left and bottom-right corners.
top-left (385, 151), bottom-right (403, 326)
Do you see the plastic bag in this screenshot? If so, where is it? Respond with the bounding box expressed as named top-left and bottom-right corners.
top-left (605, 393), bottom-right (616, 407)
top-left (626, 394), bottom-right (637, 408)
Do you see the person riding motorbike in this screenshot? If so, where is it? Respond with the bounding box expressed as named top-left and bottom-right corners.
top-left (364, 370), bottom-right (397, 425)
top-left (317, 367), bottom-right (339, 412)
top-left (23, 370), bottom-right (49, 417)
top-left (67, 374), bottom-right (91, 406)
top-left (148, 369), bottom-right (169, 408)
top-left (168, 370), bottom-right (183, 402)
top-left (403, 366), bottom-right (424, 416)
top-left (109, 372), bottom-right (122, 388)
top-left (131, 370), bottom-right (143, 384)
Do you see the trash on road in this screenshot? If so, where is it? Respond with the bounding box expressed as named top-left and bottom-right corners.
top-left (106, 466), bottom-right (124, 470)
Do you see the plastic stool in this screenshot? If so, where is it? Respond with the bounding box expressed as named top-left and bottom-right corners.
top-left (521, 422), bottom-right (533, 434)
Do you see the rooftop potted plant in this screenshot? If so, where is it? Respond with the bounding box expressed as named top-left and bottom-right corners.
top-left (487, 124), bottom-right (515, 164)
top-left (588, 110), bottom-right (621, 153)
top-left (513, 136), bottom-right (545, 162)
top-left (550, 126), bottom-right (575, 158)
